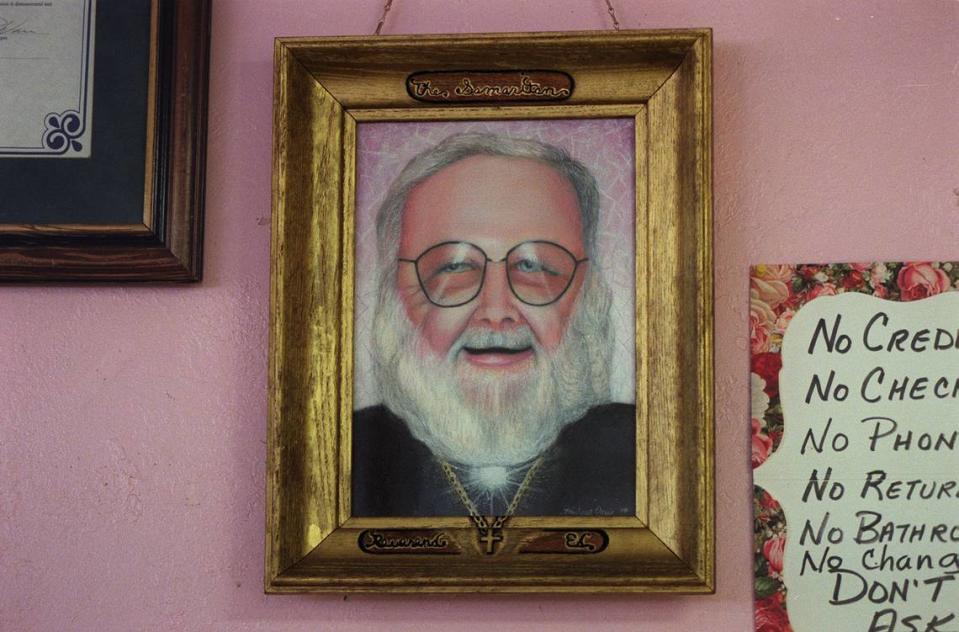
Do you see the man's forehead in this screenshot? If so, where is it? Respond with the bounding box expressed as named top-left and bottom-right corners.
top-left (399, 155), bottom-right (585, 256)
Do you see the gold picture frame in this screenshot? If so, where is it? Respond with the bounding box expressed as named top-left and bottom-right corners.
top-left (268, 29), bottom-right (713, 592)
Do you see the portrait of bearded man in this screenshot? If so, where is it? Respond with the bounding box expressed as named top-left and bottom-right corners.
top-left (352, 131), bottom-right (636, 517)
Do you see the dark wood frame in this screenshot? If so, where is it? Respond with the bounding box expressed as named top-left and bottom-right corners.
top-left (0, 0), bottom-right (211, 282)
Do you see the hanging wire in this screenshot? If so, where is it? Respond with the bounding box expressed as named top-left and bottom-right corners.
top-left (374, 0), bottom-right (395, 35)
top-left (604, 0), bottom-right (622, 30)
top-left (375, 0), bottom-right (622, 35)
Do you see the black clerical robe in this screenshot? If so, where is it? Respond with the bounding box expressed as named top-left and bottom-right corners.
top-left (351, 403), bottom-right (636, 517)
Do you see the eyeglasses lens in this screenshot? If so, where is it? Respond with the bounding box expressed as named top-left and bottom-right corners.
top-left (506, 242), bottom-right (576, 305)
top-left (417, 243), bottom-right (486, 306)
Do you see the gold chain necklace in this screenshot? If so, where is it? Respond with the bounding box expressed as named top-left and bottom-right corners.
top-left (439, 457), bottom-right (543, 554)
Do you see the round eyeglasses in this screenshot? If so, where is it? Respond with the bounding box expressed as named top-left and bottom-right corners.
top-left (399, 240), bottom-right (588, 308)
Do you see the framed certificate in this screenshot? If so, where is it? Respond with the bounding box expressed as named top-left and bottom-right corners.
top-left (267, 30), bottom-right (713, 592)
top-left (0, 0), bottom-right (211, 282)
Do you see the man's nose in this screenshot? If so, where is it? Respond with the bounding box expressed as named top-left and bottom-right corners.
top-left (471, 262), bottom-right (522, 329)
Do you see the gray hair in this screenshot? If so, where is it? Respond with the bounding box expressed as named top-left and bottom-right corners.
top-left (374, 132), bottom-right (602, 267)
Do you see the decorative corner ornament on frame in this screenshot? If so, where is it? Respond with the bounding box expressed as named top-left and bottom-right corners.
top-left (268, 29), bottom-right (714, 593)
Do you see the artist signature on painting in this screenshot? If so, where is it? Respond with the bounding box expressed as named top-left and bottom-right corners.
top-left (0, 17), bottom-right (40, 39)
top-left (561, 505), bottom-right (628, 516)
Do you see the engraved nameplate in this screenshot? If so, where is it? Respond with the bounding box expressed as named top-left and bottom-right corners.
top-left (406, 71), bottom-right (574, 104)
top-left (518, 529), bottom-right (609, 554)
top-left (357, 529), bottom-right (462, 554)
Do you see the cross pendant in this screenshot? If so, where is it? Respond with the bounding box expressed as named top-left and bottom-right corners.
top-left (479, 526), bottom-right (503, 554)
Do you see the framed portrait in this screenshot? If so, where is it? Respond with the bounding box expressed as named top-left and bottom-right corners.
top-left (0, 0), bottom-right (211, 282)
top-left (268, 30), bottom-right (713, 592)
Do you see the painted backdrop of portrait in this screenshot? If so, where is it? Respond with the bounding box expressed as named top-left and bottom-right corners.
top-left (352, 119), bottom-right (636, 517)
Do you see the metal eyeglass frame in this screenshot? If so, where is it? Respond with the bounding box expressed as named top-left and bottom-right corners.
top-left (398, 239), bottom-right (588, 308)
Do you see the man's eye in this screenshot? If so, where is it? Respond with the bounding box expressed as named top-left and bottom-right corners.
top-left (513, 259), bottom-right (556, 275)
top-left (437, 261), bottom-right (476, 274)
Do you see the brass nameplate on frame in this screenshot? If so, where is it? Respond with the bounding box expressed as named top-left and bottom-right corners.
top-left (518, 530), bottom-right (610, 554)
top-left (358, 529), bottom-right (462, 554)
top-left (406, 70), bottom-right (573, 103)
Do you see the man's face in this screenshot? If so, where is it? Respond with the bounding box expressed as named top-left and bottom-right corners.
top-left (397, 155), bottom-right (586, 374)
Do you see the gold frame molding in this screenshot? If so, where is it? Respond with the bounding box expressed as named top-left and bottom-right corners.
top-left (268, 29), bottom-right (713, 593)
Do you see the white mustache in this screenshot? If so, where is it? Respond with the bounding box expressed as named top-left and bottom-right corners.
top-left (449, 327), bottom-right (536, 358)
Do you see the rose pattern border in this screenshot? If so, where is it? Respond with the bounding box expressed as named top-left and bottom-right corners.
top-left (750, 261), bottom-right (959, 632)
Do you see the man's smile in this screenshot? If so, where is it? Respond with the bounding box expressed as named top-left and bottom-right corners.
top-left (461, 345), bottom-right (534, 368)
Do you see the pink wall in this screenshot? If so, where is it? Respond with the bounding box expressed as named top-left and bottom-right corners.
top-left (2, 1), bottom-right (956, 629)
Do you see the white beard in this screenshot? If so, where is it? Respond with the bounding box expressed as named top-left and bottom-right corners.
top-left (371, 275), bottom-right (613, 467)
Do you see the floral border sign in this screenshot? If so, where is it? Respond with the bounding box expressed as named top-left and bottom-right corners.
top-left (750, 261), bottom-right (959, 632)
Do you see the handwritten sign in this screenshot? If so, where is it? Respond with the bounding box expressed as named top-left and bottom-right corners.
top-left (752, 262), bottom-right (959, 632)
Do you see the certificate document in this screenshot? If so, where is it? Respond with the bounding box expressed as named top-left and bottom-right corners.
top-left (0, 0), bottom-right (95, 158)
